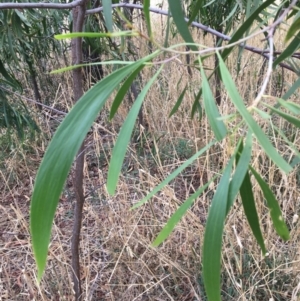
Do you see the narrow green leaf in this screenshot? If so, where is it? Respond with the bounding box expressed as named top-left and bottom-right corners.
top-left (285, 17), bottom-right (300, 42)
top-left (191, 70), bottom-right (215, 119)
top-left (286, 5), bottom-right (299, 21)
top-left (272, 77), bottom-right (300, 110)
top-left (222, 0), bottom-right (276, 60)
top-left (227, 132), bottom-right (252, 215)
top-left (221, 3), bottom-right (239, 26)
top-left (167, 0), bottom-right (197, 51)
top-left (203, 157), bottom-right (234, 301)
top-left (273, 32), bottom-right (300, 68)
top-left (240, 168), bottom-right (267, 255)
top-left (291, 155), bottom-right (300, 168)
top-left (50, 60), bottom-right (134, 74)
top-left (7, 28), bottom-right (19, 64)
top-left (14, 9), bottom-right (31, 27)
top-left (110, 65), bottom-right (144, 119)
top-left (11, 12), bottom-right (24, 39)
top-left (216, 113), bottom-right (238, 121)
top-left (250, 166), bottom-right (290, 241)
top-left (272, 124), bottom-right (300, 166)
top-left (143, 0), bottom-right (152, 38)
top-left (275, 99), bottom-right (300, 115)
top-left (107, 67), bottom-right (163, 195)
top-left (282, 77), bottom-right (300, 100)
top-left (253, 107), bottom-right (271, 119)
top-left (163, 9), bottom-right (171, 48)
top-left (265, 104), bottom-right (300, 128)
top-left (217, 52), bottom-right (292, 173)
top-left (54, 31), bottom-right (137, 39)
top-left (132, 140), bottom-right (216, 209)
top-left (169, 85), bottom-right (188, 117)
top-left (102, 0), bottom-right (113, 32)
top-left (0, 59), bottom-right (20, 90)
top-left (201, 66), bottom-right (227, 141)
top-left (191, 89), bottom-right (202, 119)
top-left (152, 179), bottom-right (214, 247)
top-left (30, 51), bottom-right (159, 281)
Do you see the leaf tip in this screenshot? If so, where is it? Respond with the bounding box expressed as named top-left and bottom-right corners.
top-left (106, 183), bottom-right (116, 196)
top-left (151, 240), bottom-right (160, 248)
top-left (282, 232), bottom-right (290, 241)
top-left (37, 269), bottom-right (43, 283)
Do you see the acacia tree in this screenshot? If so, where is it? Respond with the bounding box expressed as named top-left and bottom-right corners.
top-left (1, 0), bottom-right (300, 300)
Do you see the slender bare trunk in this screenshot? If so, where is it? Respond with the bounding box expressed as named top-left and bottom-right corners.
top-left (123, 0), bottom-right (144, 126)
top-left (71, 1), bottom-right (88, 300)
top-left (186, 46), bottom-right (193, 77)
top-left (29, 71), bottom-right (42, 110)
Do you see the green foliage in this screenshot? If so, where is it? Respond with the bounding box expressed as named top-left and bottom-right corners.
top-left (201, 63), bottom-right (227, 141)
top-left (187, 0), bottom-right (243, 33)
top-left (0, 65), bottom-right (38, 138)
top-left (217, 52), bottom-right (291, 173)
top-left (221, 0), bottom-right (276, 61)
top-left (0, 92), bottom-right (39, 138)
top-left (132, 141), bottom-right (215, 209)
top-left (273, 32), bottom-right (300, 68)
top-left (285, 16), bottom-right (300, 42)
top-left (169, 85), bottom-right (188, 117)
top-left (203, 156), bottom-right (234, 301)
top-left (30, 48), bottom-right (159, 279)
top-left (102, 0), bottom-right (113, 32)
top-left (110, 65), bottom-right (144, 119)
top-left (107, 66), bottom-right (162, 195)
top-left (143, 0), bottom-right (152, 38)
top-left (152, 179), bottom-right (213, 247)
top-left (250, 166), bottom-right (290, 240)
top-left (168, 0), bottom-right (197, 51)
top-left (239, 164), bottom-right (267, 255)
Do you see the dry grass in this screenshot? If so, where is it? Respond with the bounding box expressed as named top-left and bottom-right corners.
top-left (1, 13), bottom-right (300, 301)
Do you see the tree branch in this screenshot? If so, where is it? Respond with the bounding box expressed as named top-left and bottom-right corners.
top-left (86, 3), bottom-right (298, 74)
top-left (0, 0), bottom-right (297, 74)
top-left (0, 0), bottom-right (85, 10)
top-left (0, 1), bottom-right (297, 73)
top-left (87, 3), bottom-right (228, 40)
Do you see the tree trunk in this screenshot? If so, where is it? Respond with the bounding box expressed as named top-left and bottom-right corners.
top-left (186, 46), bottom-right (193, 77)
top-left (71, 1), bottom-right (88, 300)
top-left (123, 0), bottom-right (144, 126)
top-left (29, 70), bottom-right (42, 110)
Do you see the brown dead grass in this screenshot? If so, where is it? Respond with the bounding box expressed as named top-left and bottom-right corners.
top-left (1, 10), bottom-right (300, 301)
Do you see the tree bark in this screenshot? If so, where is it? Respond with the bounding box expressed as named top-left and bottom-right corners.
top-left (123, 0), bottom-right (144, 126)
top-left (186, 46), bottom-right (193, 77)
top-left (71, 1), bottom-right (88, 300)
top-left (29, 71), bottom-right (42, 110)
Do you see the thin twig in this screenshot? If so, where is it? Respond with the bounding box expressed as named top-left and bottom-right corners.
top-left (87, 2), bottom-right (299, 73)
top-left (0, 86), bottom-right (67, 115)
top-left (252, 28), bottom-right (275, 107)
top-left (0, 2), bottom-right (298, 73)
top-left (0, 231), bottom-right (30, 236)
top-left (251, 0), bottom-right (298, 106)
